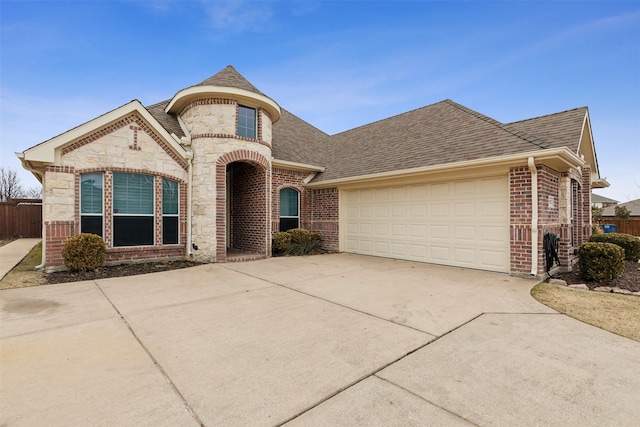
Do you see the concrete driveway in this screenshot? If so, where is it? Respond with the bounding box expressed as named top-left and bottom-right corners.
top-left (2, 254), bottom-right (639, 426)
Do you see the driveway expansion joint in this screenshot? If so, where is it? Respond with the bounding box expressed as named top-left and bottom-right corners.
top-left (93, 281), bottom-right (205, 426)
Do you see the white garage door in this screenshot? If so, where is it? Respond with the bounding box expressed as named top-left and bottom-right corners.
top-left (344, 176), bottom-right (509, 272)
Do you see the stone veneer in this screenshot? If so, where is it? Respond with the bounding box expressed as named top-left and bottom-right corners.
top-left (181, 100), bottom-right (274, 262)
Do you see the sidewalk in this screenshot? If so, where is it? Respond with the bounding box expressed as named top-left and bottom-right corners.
top-left (0, 238), bottom-right (41, 280)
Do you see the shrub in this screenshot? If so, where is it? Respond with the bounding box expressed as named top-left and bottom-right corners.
top-left (287, 228), bottom-right (314, 245)
top-left (578, 242), bottom-right (625, 283)
top-left (62, 233), bottom-right (106, 272)
top-left (591, 224), bottom-right (600, 235)
top-left (273, 228), bottom-right (323, 256)
top-left (273, 231), bottom-right (292, 252)
top-left (285, 231), bottom-right (322, 255)
top-left (589, 232), bottom-right (640, 262)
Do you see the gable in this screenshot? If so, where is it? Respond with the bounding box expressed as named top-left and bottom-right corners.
top-left (60, 113), bottom-right (188, 176)
top-left (17, 100), bottom-right (189, 182)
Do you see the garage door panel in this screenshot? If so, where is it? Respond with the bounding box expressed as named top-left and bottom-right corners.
top-left (344, 176), bottom-right (509, 272)
top-left (430, 224), bottom-right (450, 239)
top-left (481, 201), bottom-right (507, 217)
top-left (454, 225), bottom-right (476, 241)
top-left (391, 224), bottom-right (407, 236)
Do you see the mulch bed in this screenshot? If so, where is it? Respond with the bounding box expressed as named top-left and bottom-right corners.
top-left (550, 261), bottom-right (640, 293)
top-left (47, 260), bottom-right (202, 284)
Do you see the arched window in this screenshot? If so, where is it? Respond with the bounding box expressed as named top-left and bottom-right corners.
top-left (280, 188), bottom-right (300, 231)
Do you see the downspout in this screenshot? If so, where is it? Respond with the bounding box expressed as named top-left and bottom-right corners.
top-left (528, 157), bottom-right (538, 276)
top-left (20, 158), bottom-right (46, 270)
top-left (186, 155), bottom-right (193, 256)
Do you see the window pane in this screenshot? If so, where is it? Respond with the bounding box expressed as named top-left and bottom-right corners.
top-left (113, 173), bottom-right (154, 214)
top-left (280, 217), bottom-right (299, 232)
top-left (237, 105), bottom-right (256, 139)
top-left (280, 188), bottom-right (299, 216)
top-left (81, 216), bottom-right (103, 237)
top-left (162, 179), bottom-right (179, 215)
top-left (81, 173), bottom-right (102, 214)
top-left (163, 216), bottom-right (179, 244)
top-left (113, 216), bottom-right (154, 246)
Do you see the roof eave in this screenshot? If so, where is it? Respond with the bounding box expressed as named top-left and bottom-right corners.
top-left (165, 85), bottom-right (281, 122)
top-left (306, 148), bottom-right (585, 189)
top-left (272, 159), bottom-right (326, 173)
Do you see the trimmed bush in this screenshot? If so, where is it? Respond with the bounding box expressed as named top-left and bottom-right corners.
top-left (589, 232), bottom-right (640, 262)
top-left (578, 242), bottom-right (625, 283)
top-left (273, 231), bottom-right (292, 252)
top-left (287, 228), bottom-right (314, 245)
top-left (62, 233), bottom-right (106, 272)
top-left (285, 231), bottom-right (322, 255)
top-left (273, 228), bottom-right (323, 256)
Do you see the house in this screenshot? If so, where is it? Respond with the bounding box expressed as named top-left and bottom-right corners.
top-left (17, 65), bottom-right (608, 276)
top-left (591, 193), bottom-right (618, 209)
top-left (602, 199), bottom-right (640, 218)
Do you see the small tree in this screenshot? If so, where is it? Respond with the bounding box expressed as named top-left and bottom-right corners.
top-left (591, 206), bottom-right (603, 222)
top-left (614, 205), bottom-right (631, 220)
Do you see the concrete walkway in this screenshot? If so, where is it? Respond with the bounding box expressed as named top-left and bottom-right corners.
top-left (1, 254), bottom-right (639, 426)
top-left (0, 238), bottom-right (40, 280)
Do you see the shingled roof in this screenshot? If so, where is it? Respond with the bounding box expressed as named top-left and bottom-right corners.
top-left (272, 109), bottom-right (330, 167)
top-left (196, 65), bottom-right (267, 96)
top-left (146, 100), bottom-right (185, 139)
top-left (506, 107), bottom-right (587, 154)
top-left (312, 99), bottom-right (573, 182)
top-left (142, 67), bottom-right (588, 183)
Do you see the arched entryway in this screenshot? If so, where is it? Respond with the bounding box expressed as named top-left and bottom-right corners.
top-left (216, 150), bottom-right (271, 262)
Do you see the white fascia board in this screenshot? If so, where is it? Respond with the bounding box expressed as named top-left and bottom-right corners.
top-left (306, 147), bottom-right (585, 189)
top-left (165, 85), bottom-right (281, 122)
top-left (272, 159), bottom-right (326, 172)
top-left (18, 100), bottom-right (187, 164)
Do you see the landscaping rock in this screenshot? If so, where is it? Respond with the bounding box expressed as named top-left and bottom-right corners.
top-left (568, 284), bottom-right (589, 290)
top-left (593, 286), bottom-right (612, 293)
top-left (611, 287), bottom-right (633, 295)
top-left (548, 279), bottom-right (567, 286)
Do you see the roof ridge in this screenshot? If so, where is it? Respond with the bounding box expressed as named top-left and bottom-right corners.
top-left (331, 99), bottom-right (451, 137)
top-left (506, 105), bottom-right (588, 126)
top-left (444, 100), bottom-right (552, 149)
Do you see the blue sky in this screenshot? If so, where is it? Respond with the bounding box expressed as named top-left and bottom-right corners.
top-left (1, 0), bottom-right (639, 201)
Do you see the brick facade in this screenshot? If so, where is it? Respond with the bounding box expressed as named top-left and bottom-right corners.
top-left (509, 164), bottom-right (590, 275)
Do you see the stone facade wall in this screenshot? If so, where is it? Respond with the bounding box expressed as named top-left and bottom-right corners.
top-left (182, 101), bottom-right (274, 263)
top-left (41, 115), bottom-right (189, 269)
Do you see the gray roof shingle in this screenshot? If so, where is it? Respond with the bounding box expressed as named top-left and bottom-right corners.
top-left (312, 99), bottom-right (576, 182)
top-left (506, 107), bottom-right (587, 154)
top-left (603, 199), bottom-right (640, 217)
top-left (143, 67), bottom-right (588, 184)
top-left (272, 109), bottom-right (330, 167)
top-left (196, 65), bottom-right (266, 96)
top-left (146, 100), bottom-right (185, 139)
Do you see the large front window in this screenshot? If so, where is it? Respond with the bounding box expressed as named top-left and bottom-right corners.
top-left (280, 188), bottom-right (300, 231)
top-left (237, 105), bottom-right (256, 139)
top-left (80, 173), bottom-right (103, 237)
top-left (113, 173), bottom-right (154, 246)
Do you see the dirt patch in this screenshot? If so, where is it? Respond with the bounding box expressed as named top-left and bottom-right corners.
top-left (47, 260), bottom-right (203, 284)
top-left (550, 261), bottom-right (640, 292)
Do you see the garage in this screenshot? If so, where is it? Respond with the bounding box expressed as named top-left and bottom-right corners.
top-left (343, 175), bottom-right (510, 272)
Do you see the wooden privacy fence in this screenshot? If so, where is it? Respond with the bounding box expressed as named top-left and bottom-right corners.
top-left (596, 219), bottom-right (640, 237)
top-left (0, 199), bottom-right (42, 239)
